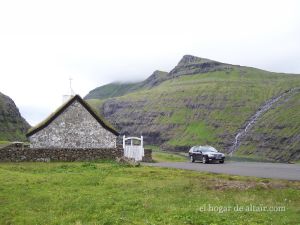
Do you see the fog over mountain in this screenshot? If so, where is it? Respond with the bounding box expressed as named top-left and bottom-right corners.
top-left (0, 0), bottom-right (299, 125)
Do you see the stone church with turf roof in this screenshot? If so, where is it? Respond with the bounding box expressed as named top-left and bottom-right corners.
top-left (27, 95), bottom-right (119, 148)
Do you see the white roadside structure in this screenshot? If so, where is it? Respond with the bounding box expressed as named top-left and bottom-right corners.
top-left (123, 135), bottom-right (144, 161)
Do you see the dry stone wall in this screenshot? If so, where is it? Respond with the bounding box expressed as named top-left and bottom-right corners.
top-left (0, 144), bottom-right (152, 162)
top-left (0, 145), bottom-right (123, 162)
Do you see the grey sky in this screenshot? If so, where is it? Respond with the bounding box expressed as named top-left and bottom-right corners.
top-left (0, 0), bottom-right (299, 126)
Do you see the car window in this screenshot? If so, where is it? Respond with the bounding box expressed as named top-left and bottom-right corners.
top-left (201, 148), bottom-right (217, 152)
top-left (201, 149), bottom-right (210, 153)
top-left (192, 146), bottom-right (218, 152)
top-left (191, 147), bottom-right (199, 152)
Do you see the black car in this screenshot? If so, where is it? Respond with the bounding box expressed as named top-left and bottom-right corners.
top-left (188, 146), bottom-right (225, 164)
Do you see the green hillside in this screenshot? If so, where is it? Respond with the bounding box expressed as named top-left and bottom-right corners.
top-left (0, 92), bottom-right (30, 141)
top-left (85, 82), bottom-right (138, 100)
top-left (86, 55), bottom-right (300, 162)
top-left (238, 91), bottom-right (300, 161)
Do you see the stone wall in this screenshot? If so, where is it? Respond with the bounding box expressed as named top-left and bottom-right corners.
top-left (142, 149), bottom-right (153, 162)
top-left (0, 144), bottom-right (152, 162)
top-left (30, 101), bottom-right (117, 148)
top-left (0, 145), bottom-right (123, 162)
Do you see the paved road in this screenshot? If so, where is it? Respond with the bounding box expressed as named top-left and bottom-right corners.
top-left (145, 161), bottom-right (300, 180)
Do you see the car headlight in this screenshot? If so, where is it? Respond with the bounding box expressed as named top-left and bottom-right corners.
top-left (207, 154), bottom-right (214, 157)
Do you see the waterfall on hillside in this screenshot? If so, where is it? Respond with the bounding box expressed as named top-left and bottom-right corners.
top-left (229, 88), bottom-right (300, 156)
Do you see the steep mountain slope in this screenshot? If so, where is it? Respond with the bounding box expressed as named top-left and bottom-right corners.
top-left (133, 70), bottom-right (169, 89)
top-left (237, 89), bottom-right (300, 162)
top-left (0, 92), bottom-right (30, 141)
top-left (86, 55), bottom-right (300, 162)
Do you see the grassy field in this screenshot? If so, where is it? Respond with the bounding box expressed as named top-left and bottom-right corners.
top-left (0, 161), bottom-right (299, 225)
top-left (152, 151), bottom-right (187, 162)
top-left (146, 145), bottom-right (188, 162)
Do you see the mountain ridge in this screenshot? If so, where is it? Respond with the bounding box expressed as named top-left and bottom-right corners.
top-left (85, 55), bottom-right (235, 100)
top-left (168, 55), bottom-right (234, 78)
top-left (85, 70), bottom-right (169, 100)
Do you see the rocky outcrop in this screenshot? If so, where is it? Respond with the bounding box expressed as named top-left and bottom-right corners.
top-left (168, 55), bottom-right (233, 78)
top-left (0, 92), bottom-right (30, 141)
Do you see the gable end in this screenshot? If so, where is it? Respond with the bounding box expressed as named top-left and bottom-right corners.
top-left (26, 95), bottom-right (119, 137)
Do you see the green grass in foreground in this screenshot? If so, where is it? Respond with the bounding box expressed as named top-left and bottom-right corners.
top-left (0, 162), bottom-right (299, 225)
top-left (152, 151), bottom-right (187, 162)
top-left (146, 145), bottom-right (187, 162)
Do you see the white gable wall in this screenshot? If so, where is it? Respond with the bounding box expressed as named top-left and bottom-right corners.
top-left (29, 100), bottom-right (117, 148)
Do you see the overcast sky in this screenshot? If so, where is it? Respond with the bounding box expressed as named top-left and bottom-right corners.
top-left (0, 0), bottom-right (299, 126)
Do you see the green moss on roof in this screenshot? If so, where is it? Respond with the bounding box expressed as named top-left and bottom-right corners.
top-left (27, 98), bottom-right (72, 134)
top-left (27, 95), bottom-right (119, 136)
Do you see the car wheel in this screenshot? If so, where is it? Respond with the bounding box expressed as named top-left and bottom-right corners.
top-left (219, 160), bottom-right (224, 164)
top-left (202, 156), bottom-right (208, 164)
top-left (190, 156), bottom-right (195, 163)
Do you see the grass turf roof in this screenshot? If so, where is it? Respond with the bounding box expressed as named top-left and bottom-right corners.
top-left (26, 95), bottom-right (119, 137)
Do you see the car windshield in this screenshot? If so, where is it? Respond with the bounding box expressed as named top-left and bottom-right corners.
top-left (197, 146), bottom-right (217, 152)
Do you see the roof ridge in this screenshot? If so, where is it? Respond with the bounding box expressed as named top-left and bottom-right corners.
top-left (26, 95), bottom-right (119, 137)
